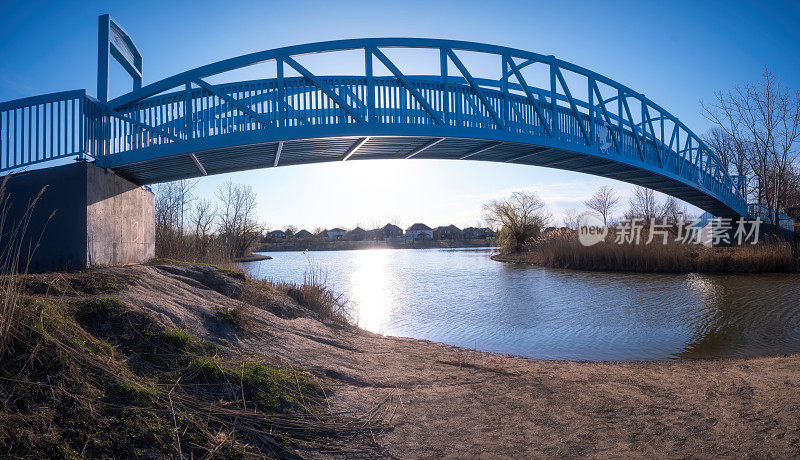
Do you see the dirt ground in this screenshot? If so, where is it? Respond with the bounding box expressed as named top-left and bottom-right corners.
top-left (112, 264), bottom-right (800, 458)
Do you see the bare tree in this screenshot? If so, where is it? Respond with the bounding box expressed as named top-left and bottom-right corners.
top-left (584, 186), bottom-right (619, 226)
top-left (154, 180), bottom-right (196, 235)
top-left (483, 191), bottom-right (551, 253)
top-left (153, 180), bottom-right (197, 258)
top-left (702, 127), bottom-right (749, 180)
top-left (188, 199), bottom-right (216, 259)
top-left (627, 186), bottom-right (662, 222)
top-left (702, 66), bottom-right (800, 223)
top-left (284, 225), bottom-right (298, 237)
top-left (661, 196), bottom-right (687, 224)
top-left (216, 180), bottom-right (262, 258)
top-left (191, 199), bottom-right (216, 239)
top-left (563, 208), bottom-right (581, 229)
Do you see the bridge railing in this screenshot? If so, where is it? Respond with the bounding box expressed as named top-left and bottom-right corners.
top-left (83, 95), bottom-right (177, 156)
top-left (110, 74), bottom-right (743, 212)
top-left (0, 91), bottom-right (179, 173)
top-left (748, 203), bottom-right (795, 232)
top-left (0, 39), bottom-right (754, 220)
top-left (0, 90), bottom-right (87, 172)
top-left (0, 77), bottom-right (744, 218)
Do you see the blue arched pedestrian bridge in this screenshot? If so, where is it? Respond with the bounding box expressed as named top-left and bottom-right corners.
top-left (0, 37), bottom-right (780, 222)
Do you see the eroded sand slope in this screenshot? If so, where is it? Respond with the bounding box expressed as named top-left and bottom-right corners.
top-left (115, 264), bottom-right (800, 458)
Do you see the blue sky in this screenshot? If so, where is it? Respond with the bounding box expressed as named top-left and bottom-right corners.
top-left (2, 0), bottom-right (798, 230)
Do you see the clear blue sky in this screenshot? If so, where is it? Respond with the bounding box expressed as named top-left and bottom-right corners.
top-left (2, 0), bottom-right (798, 230)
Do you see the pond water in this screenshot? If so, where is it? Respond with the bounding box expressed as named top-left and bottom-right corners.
top-left (240, 247), bottom-right (800, 361)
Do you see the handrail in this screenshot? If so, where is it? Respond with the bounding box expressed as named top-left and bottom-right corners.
top-left (748, 203), bottom-right (795, 232)
top-left (0, 90), bottom-right (87, 171)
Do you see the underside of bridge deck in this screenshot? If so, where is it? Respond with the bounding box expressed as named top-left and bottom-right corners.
top-left (108, 135), bottom-right (743, 218)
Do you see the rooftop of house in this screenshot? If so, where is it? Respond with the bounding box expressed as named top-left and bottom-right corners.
top-left (327, 228), bottom-right (347, 233)
top-left (407, 223), bottom-right (433, 231)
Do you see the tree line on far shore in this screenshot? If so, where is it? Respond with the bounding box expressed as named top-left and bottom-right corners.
top-left (484, 185), bottom-right (691, 253)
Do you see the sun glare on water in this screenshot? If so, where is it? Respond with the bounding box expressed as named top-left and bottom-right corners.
top-left (347, 249), bottom-right (395, 333)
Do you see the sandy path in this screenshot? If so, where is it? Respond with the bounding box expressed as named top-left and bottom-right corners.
top-left (116, 265), bottom-right (800, 458)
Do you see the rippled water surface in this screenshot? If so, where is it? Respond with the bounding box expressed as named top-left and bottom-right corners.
top-left (240, 248), bottom-right (800, 361)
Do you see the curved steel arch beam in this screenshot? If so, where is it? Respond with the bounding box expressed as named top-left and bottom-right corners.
top-left (107, 38), bottom-right (700, 164)
top-left (110, 38), bottom-right (650, 112)
top-left (76, 37), bottom-right (742, 211)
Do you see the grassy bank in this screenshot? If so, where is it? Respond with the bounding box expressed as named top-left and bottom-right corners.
top-left (0, 264), bottom-right (374, 457)
top-left (493, 229), bottom-right (798, 273)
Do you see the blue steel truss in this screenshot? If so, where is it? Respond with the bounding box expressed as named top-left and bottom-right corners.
top-left (0, 38), bottom-right (753, 218)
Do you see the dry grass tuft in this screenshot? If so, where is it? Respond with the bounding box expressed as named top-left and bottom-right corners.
top-left (246, 267), bottom-right (353, 325)
top-left (0, 175), bottom-right (52, 352)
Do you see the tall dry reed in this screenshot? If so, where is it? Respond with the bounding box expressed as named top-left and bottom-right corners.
top-left (155, 227), bottom-right (233, 265)
top-left (0, 175), bottom-right (53, 350)
top-left (518, 228), bottom-right (795, 273)
top-left (248, 266), bottom-right (352, 324)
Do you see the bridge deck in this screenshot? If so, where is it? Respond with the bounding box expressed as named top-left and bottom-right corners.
top-left (110, 134), bottom-right (733, 217)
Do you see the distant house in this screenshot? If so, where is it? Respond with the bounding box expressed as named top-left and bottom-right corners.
top-left (294, 229), bottom-right (313, 239)
top-left (381, 224), bottom-right (404, 241)
top-left (346, 227), bottom-right (367, 241)
top-left (365, 228), bottom-right (382, 241)
top-left (462, 227), bottom-right (480, 239)
top-left (406, 223), bottom-right (434, 240)
top-left (326, 228), bottom-right (347, 241)
top-left (463, 227), bottom-right (494, 239)
top-left (267, 229), bottom-right (286, 239)
top-left (434, 225), bottom-right (462, 240)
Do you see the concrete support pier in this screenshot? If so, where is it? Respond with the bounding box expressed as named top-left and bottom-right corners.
top-left (2, 162), bottom-right (154, 272)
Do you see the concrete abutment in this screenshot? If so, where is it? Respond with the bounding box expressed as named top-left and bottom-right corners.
top-left (1, 162), bottom-right (154, 272)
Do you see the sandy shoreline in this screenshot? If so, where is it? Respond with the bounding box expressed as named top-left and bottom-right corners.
top-left (105, 263), bottom-right (800, 457)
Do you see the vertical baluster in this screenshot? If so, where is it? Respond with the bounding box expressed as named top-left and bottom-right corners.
top-left (184, 83), bottom-right (193, 141)
top-left (617, 89), bottom-right (623, 156)
top-left (587, 76), bottom-right (595, 146)
top-left (205, 93), bottom-right (210, 137)
top-left (42, 104), bottom-right (47, 160)
top-left (73, 99), bottom-right (78, 155)
top-left (15, 108), bottom-right (20, 166)
top-left (3, 110), bottom-right (8, 168)
top-left (365, 48), bottom-right (374, 124)
top-left (212, 93), bottom-right (217, 136)
top-left (67, 99), bottom-right (72, 155)
top-left (10, 109), bottom-right (15, 167)
top-left (34, 104), bottom-right (39, 161)
top-left (549, 64), bottom-right (557, 140)
top-left (28, 105), bottom-right (34, 163)
top-left (277, 59), bottom-right (284, 128)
